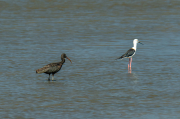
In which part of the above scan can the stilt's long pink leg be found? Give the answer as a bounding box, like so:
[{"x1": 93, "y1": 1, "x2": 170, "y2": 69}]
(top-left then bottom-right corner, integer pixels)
[
  {"x1": 128, "y1": 58, "x2": 131, "y2": 73},
  {"x1": 130, "y1": 58, "x2": 132, "y2": 68},
  {"x1": 128, "y1": 58, "x2": 130, "y2": 69},
  {"x1": 129, "y1": 58, "x2": 132, "y2": 71}
]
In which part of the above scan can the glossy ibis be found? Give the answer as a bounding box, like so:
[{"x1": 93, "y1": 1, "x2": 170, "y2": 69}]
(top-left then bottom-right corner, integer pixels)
[{"x1": 36, "y1": 53, "x2": 72, "y2": 81}]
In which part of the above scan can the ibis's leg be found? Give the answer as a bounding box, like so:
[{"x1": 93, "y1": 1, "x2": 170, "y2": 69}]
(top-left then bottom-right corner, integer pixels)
[
  {"x1": 52, "y1": 74, "x2": 54, "y2": 81},
  {"x1": 48, "y1": 74, "x2": 50, "y2": 81}
]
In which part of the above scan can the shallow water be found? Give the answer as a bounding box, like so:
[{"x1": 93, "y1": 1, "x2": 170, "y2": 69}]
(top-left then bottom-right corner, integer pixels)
[{"x1": 0, "y1": 0, "x2": 180, "y2": 118}]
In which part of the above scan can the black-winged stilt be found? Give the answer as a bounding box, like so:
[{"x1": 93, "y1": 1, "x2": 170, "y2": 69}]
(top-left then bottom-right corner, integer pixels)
[{"x1": 116, "y1": 39, "x2": 143, "y2": 70}]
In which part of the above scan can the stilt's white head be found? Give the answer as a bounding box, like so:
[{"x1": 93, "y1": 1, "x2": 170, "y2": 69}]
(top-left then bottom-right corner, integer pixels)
[
  {"x1": 133, "y1": 39, "x2": 139, "y2": 44},
  {"x1": 132, "y1": 39, "x2": 143, "y2": 50}
]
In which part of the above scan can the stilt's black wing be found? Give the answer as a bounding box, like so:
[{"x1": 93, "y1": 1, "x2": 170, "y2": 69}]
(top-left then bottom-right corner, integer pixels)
[{"x1": 117, "y1": 48, "x2": 135, "y2": 59}]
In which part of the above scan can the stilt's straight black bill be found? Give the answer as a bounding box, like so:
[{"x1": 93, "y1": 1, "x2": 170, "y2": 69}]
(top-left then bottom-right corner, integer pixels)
[{"x1": 139, "y1": 42, "x2": 144, "y2": 45}]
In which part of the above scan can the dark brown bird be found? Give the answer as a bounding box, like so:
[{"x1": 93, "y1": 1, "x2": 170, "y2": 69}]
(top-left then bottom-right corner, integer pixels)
[{"x1": 36, "y1": 53, "x2": 72, "y2": 81}]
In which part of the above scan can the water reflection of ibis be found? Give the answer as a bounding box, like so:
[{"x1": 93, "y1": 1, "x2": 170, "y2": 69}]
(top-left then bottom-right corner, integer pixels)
[{"x1": 36, "y1": 53, "x2": 72, "y2": 81}]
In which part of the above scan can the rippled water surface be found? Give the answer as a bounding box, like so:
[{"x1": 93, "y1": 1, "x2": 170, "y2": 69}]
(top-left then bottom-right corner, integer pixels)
[{"x1": 1, "y1": 0, "x2": 180, "y2": 118}]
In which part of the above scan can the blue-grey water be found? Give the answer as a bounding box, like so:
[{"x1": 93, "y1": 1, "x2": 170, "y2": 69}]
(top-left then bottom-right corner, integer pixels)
[{"x1": 0, "y1": 0, "x2": 180, "y2": 118}]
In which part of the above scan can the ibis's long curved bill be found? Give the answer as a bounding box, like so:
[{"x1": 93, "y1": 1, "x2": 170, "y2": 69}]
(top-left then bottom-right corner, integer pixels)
[{"x1": 66, "y1": 57, "x2": 72, "y2": 63}]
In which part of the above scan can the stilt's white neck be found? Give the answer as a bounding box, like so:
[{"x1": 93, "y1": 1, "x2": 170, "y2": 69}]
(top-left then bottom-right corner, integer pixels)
[
  {"x1": 132, "y1": 42, "x2": 137, "y2": 50},
  {"x1": 132, "y1": 39, "x2": 139, "y2": 50}
]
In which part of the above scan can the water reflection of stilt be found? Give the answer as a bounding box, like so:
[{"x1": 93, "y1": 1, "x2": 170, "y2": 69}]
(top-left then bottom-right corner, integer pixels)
[
  {"x1": 127, "y1": 71, "x2": 139, "y2": 87},
  {"x1": 128, "y1": 68, "x2": 132, "y2": 73}
]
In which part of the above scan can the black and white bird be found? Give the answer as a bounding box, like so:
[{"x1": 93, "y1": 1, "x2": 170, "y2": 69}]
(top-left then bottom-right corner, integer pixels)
[{"x1": 116, "y1": 39, "x2": 143, "y2": 69}]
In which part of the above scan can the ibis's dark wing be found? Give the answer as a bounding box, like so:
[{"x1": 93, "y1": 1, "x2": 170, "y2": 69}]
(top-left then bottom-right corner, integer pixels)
[{"x1": 36, "y1": 62, "x2": 61, "y2": 74}]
